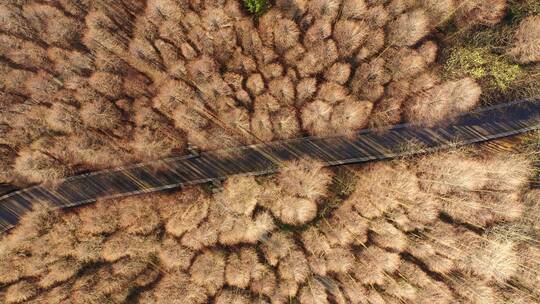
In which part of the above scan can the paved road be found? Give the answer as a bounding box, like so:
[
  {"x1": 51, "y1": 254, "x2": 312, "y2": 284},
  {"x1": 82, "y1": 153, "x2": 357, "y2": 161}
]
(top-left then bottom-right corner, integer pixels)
[{"x1": 1, "y1": 99, "x2": 539, "y2": 233}]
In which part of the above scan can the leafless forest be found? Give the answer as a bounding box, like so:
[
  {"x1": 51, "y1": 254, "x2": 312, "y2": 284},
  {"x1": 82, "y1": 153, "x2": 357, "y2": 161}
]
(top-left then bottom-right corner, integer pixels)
[
  {"x1": 0, "y1": 0, "x2": 540, "y2": 303},
  {"x1": 0, "y1": 0, "x2": 536, "y2": 186},
  {"x1": 1, "y1": 151, "x2": 539, "y2": 303}
]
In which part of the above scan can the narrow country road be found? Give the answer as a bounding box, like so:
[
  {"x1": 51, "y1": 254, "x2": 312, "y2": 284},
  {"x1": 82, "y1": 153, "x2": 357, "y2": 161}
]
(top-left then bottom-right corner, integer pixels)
[{"x1": 1, "y1": 99, "x2": 539, "y2": 233}]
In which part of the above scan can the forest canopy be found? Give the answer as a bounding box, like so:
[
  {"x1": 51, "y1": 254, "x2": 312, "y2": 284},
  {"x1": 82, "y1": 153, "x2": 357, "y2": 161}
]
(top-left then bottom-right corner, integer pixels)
[
  {"x1": 0, "y1": 0, "x2": 539, "y2": 303},
  {"x1": 0, "y1": 0, "x2": 537, "y2": 186}
]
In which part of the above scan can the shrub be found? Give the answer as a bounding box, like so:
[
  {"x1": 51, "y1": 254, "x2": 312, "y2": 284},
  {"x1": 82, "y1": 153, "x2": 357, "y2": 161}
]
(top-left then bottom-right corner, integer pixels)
[
  {"x1": 277, "y1": 159, "x2": 333, "y2": 200},
  {"x1": 215, "y1": 289, "x2": 251, "y2": 304},
  {"x1": 214, "y1": 176, "x2": 261, "y2": 216},
  {"x1": 38, "y1": 258, "x2": 82, "y2": 288},
  {"x1": 130, "y1": 127, "x2": 186, "y2": 160},
  {"x1": 158, "y1": 236, "x2": 195, "y2": 270},
  {"x1": 225, "y1": 248, "x2": 259, "y2": 288},
  {"x1": 80, "y1": 98, "x2": 122, "y2": 130},
  {"x1": 244, "y1": 0, "x2": 269, "y2": 16},
  {"x1": 1, "y1": 1, "x2": 540, "y2": 302},
  {"x1": 78, "y1": 200, "x2": 119, "y2": 235},
  {"x1": 45, "y1": 103, "x2": 81, "y2": 133},
  {"x1": 190, "y1": 250, "x2": 226, "y2": 296},
  {"x1": 0, "y1": 146, "x2": 537, "y2": 303},
  {"x1": 5, "y1": 281, "x2": 37, "y2": 304},
  {"x1": 117, "y1": 196, "x2": 161, "y2": 235}
]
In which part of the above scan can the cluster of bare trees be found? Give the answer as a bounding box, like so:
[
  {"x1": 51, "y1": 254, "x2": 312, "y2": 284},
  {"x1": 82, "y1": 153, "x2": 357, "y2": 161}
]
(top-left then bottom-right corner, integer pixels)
[
  {"x1": 0, "y1": 1, "x2": 538, "y2": 303},
  {"x1": 0, "y1": 151, "x2": 538, "y2": 303},
  {"x1": 0, "y1": 0, "x2": 520, "y2": 186}
]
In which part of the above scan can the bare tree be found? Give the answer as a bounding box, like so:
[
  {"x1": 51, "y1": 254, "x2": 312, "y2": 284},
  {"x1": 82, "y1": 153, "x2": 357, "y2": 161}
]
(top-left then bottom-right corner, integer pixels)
[
  {"x1": 80, "y1": 98, "x2": 122, "y2": 130},
  {"x1": 13, "y1": 149, "x2": 70, "y2": 184},
  {"x1": 454, "y1": 0, "x2": 507, "y2": 28},
  {"x1": 508, "y1": 15, "x2": 540, "y2": 64},
  {"x1": 333, "y1": 20, "x2": 368, "y2": 57},
  {"x1": 45, "y1": 103, "x2": 81, "y2": 133},
  {"x1": 89, "y1": 72, "x2": 123, "y2": 99},
  {"x1": 403, "y1": 77, "x2": 482, "y2": 125},
  {"x1": 387, "y1": 9, "x2": 431, "y2": 46}
]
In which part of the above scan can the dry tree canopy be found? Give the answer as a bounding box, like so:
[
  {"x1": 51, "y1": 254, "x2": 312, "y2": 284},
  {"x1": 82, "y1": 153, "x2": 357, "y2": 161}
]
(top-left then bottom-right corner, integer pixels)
[
  {"x1": 0, "y1": 151, "x2": 538, "y2": 303},
  {"x1": 0, "y1": 0, "x2": 507, "y2": 186},
  {"x1": 0, "y1": 2, "x2": 536, "y2": 302},
  {"x1": 403, "y1": 77, "x2": 482, "y2": 126},
  {"x1": 508, "y1": 15, "x2": 540, "y2": 64}
]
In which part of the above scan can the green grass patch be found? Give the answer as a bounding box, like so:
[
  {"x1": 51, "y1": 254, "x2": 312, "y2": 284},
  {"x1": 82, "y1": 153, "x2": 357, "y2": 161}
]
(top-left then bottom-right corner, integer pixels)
[
  {"x1": 444, "y1": 47, "x2": 523, "y2": 92},
  {"x1": 243, "y1": 0, "x2": 269, "y2": 16}
]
